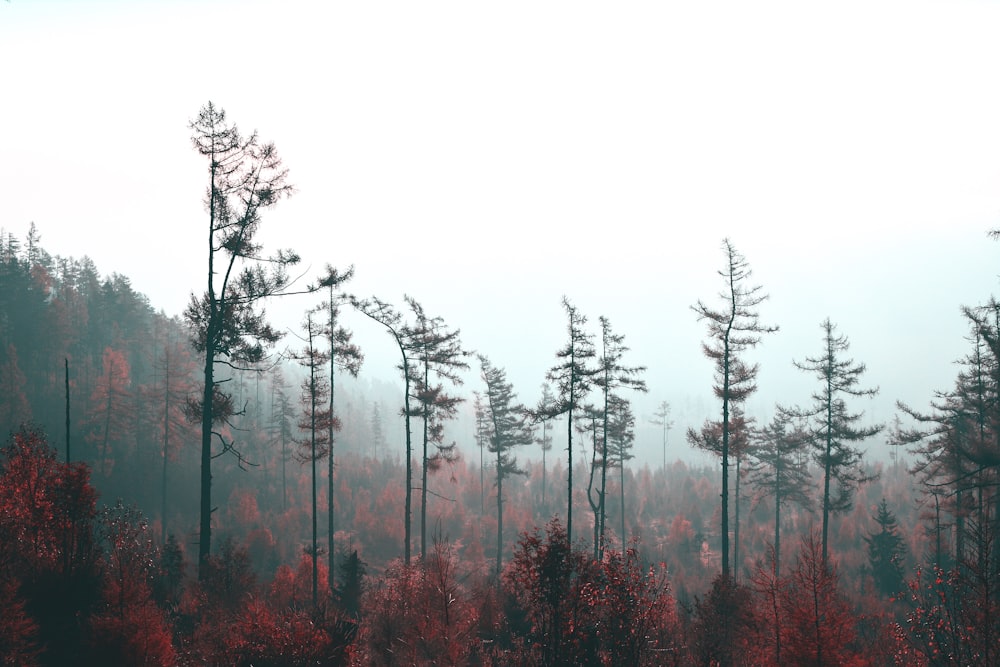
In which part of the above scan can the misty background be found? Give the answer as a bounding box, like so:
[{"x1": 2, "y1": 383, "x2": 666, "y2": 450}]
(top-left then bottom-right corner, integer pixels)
[{"x1": 2, "y1": 0, "x2": 998, "y2": 467}]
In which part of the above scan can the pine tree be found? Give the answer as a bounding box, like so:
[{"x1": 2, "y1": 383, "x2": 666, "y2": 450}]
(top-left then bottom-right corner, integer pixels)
[
  {"x1": 293, "y1": 310, "x2": 332, "y2": 608},
  {"x1": 405, "y1": 297, "x2": 468, "y2": 561},
  {"x1": 186, "y1": 102, "x2": 298, "y2": 578},
  {"x1": 864, "y1": 498, "x2": 906, "y2": 596},
  {"x1": 691, "y1": 238, "x2": 777, "y2": 579},
  {"x1": 794, "y1": 318, "x2": 882, "y2": 565},
  {"x1": 749, "y1": 407, "x2": 812, "y2": 577},
  {"x1": 478, "y1": 355, "x2": 534, "y2": 581},
  {"x1": 545, "y1": 297, "x2": 596, "y2": 545},
  {"x1": 593, "y1": 316, "x2": 646, "y2": 558},
  {"x1": 534, "y1": 383, "x2": 557, "y2": 508},
  {"x1": 319, "y1": 267, "x2": 362, "y2": 594},
  {"x1": 352, "y1": 296, "x2": 417, "y2": 564}
]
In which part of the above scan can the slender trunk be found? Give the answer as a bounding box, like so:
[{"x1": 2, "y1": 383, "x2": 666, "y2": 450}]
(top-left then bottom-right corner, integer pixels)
[
  {"x1": 161, "y1": 346, "x2": 170, "y2": 545},
  {"x1": 199, "y1": 160, "x2": 218, "y2": 580},
  {"x1": 402, "y1": 351, "x2": 413, "y2": 565},
  {"x1": 620, "y1": 449, "x2": 626, "y2": 554},
  {"x1": 100, "y1": 375, "x2": 112, "y2": 468},
  {"x1": 309, "y1": 324, "x2": 318, "y2": 609},
  {"x1": 281, "y1": 420, "x2": 287, "y2": 511},
  {"x1": 587, "y1": 429, "x2": 600, "y2": 561},
  {"x1": 821, "y1": 390, "x2": 832, "y2": 567},
  {"x1": 541, "y1": 420, "x2": 547, "y2": 508},
  {"x1": 199, "y1": 332, "x2": 215, "y2": 578},
  {"x1": 721, "y1": 363, "x2": 730, "y2": 579},
  {"x1": 599, "y1": 389, "x2": 608, "y2": 560},
  {"x1": 65, "y1": 358, "x2": 70, "y2": 463},
  {"x1": 328, "y1": 292, "x2": 336, "y2": 597},
  {"x1": 496, "y1": 446, "x2": 503, "y2": 584},
  {"x1": 774, "y1": 484, "x2": 782, "y2": 578},
  {"x1": 421, "y1": 361, "x2": 429, "y2": 561},
  {"x1": 734, "y1": 456, "x2": 741, "y2": 580},
  {"x1": 567, "y1": 400, "x2": 573, "y2": 545}
]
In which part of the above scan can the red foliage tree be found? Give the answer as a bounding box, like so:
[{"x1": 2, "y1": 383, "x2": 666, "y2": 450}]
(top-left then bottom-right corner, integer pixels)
[
  {"x1": 781, "y1": 531, "x2": 860, "y2": 666},
  {"x1": 85, "y1": 347, "x2": 132, "y2": 475}
]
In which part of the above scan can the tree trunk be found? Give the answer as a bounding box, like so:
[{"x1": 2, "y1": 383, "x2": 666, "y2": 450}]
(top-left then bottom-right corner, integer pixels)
[
  {"x1": 421, "y1": 362, "x2": 429, "y2": 561},
  {"x1": 496, "y1": 447, "x2": 503, "y2": 585}
]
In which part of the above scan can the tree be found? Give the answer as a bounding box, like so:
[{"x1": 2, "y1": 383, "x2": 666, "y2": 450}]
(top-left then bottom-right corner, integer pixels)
[
  {"x1": 149, "y1": 327, "x2": 198, "y2": 544},
  {"x1": 593, "y1": 316, "x2": 646, "y2": 558},
  {"x1": 293, "y1": 310, "x2": 332, "y2": 608},
  {"x1": 688, "y1": 406, "x2": 755, "y2": 580},
  {"x1": 352, "y1": 296, "x2": 417, "y2": 564},
  {"x1": 546, "y1": 297, "x2": 596, "y2": 545},
  {"x1": 186, "y1": 101, "x2": 298, "y2": 578},
  {"x1": 864, "y1": 498, "x2": 907, "y2": 596},
  {"x1": 406, "y1": 297, "x2": 468, "y2": 561},
  {"x1": 319, "y1": 266, "x2": 362, "y2": 594},
  {"x1": 473, "y1": 392, "x2": 490, "y2": 514},
  {"x1": 0, "y1": 344, "x2": 31, "y2": 435},
  {"x1": 748, "y1": 407, "x2": 812, "y2": 577},
  {"x1": 606, "y1": 395, "x2": 637, "y2": 554},
  {"x1": 478, "y1": 355, "x2": 534, "y2": 581},
  {"x1": 651, "y1": 400, "x2": 673, "y2": 471},
  {"x1": 370, "y1": 402, "x2": 386, "y2": 460},
  {"x1": 691, "y1": 238, "x2": 777, "y2": 579},
  {"x1": 267, "y1": 366, "x2": 295, "y2": 511},
  {"x1": 85, "y1": 347, "x2": 132, "y2": 476},
  {"x1": 89, "y1": 500, "x2": 175, "y2": 667},
  {"x1": 534, "y1": 382, "x2": 557, "y2": 508},
  {"x1": 781, "y1": 531, "x2": 858, "y2": 666},
  {"x1": 794, "y1": 318, "x2": 882, "y2": 565}
]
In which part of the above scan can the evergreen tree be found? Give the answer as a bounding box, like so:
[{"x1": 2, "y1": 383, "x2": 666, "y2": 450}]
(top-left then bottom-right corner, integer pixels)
[
  {"x1": 533, "y1": 382, "x2": 557, "y2": 508},
  {"x1": 319, "y1": 267, "x2": 362, "y2": 594},
  {"x1": 352, "y1": 296, "x2": 417, "y2": 564},
  {"x1": 691, "y1": 238, "x2": 777, "y2": 579},
  {"x1": 186, "y1": 101, "x2": 298, "y2": 578},
  {"x1": 749, "y1": 407, "x2": 812, "y2": 577},
  {"x1": 545, "y1": 297, "x2": 596, "y2": 545},
  {"x1": 293, "y1": 310, "x2": 332, "y2": 608},
  {"x1": 406, "y1": 297, "x2": 468, "y2": 561},
  {"x1": 593, "y1": 316, "x2": 646, "y2": 558},
  {"x1": 478, "y1": 355, "x2": 534, "y2": 581},
  {"x1": 794, "y1": 318, "x2": 882, "y2": 565},
  {"x1": 606, "y1": 394, "x2": 636, "y2": 553},
  {"x1": 864, "y1": 498, "x2": 906, "y2": 596}
]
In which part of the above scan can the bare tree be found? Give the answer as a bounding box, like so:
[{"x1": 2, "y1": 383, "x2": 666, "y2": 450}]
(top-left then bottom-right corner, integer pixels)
[{"x1": 651, "y1": 400, "x2": 673, "y2": 471}]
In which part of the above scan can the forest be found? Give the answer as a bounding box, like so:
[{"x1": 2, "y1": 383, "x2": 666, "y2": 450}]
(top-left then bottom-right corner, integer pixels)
[{"x1": 1, "y1": 103, "x2": 998, "y2": 666}]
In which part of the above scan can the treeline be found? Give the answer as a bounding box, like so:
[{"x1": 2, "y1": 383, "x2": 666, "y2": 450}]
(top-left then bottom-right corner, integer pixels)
[
  {"x1": 2, "y1": 220, "x2": 997, "y2": 664},
  {"x1": 0, "y1": 423, "x2": 918, "y2": 665},
  {"x1": 4, "y1": 97, "x2": 1000, "y2": 663}
]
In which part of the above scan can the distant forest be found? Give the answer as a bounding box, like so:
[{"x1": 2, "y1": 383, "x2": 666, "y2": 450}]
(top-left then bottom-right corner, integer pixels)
[{"x1": 2, "y1": 102, "x2": 1000, "y2": 663}]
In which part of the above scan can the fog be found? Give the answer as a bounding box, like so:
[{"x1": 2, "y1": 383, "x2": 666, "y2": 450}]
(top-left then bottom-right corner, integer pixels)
[{"x1": 2, "y1": 0, "x2": 999, "y2": 466}]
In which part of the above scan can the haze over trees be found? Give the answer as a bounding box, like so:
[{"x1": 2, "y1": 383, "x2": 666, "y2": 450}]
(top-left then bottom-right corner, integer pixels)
[{"x1": 4, "y1": 103, "x2": 1000, "y2": 664}]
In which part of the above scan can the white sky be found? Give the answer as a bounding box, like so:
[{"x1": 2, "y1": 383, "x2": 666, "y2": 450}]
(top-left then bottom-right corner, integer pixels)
[{"x1": 2, "y1": 0, "x2": 1000, "y2": 466}]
